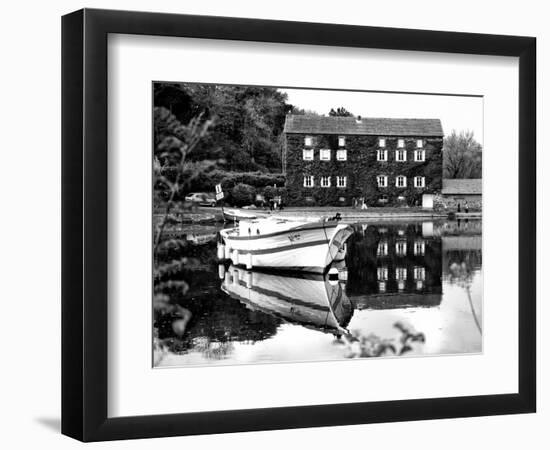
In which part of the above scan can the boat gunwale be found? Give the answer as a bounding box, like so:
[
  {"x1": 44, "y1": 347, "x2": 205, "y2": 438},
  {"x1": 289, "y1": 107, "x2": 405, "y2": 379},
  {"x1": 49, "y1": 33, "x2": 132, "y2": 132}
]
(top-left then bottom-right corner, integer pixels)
[{"x1": 221, "y1": 221, "x2": 340, "y2": 241}]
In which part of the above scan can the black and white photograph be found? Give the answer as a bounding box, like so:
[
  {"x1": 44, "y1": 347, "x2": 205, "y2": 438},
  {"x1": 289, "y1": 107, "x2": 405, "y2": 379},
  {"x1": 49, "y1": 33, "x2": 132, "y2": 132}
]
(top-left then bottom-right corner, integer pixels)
[{"x1": 152, "y1": 83, "x2": 483, "y2": 367}]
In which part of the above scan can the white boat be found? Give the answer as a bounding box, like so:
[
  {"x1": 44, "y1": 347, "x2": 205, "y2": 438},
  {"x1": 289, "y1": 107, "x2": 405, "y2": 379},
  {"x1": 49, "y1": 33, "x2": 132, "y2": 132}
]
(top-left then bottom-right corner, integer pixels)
[
  {"x1": 222, "y1": 208, "x2": 263, "y2": 223},
  {"x1": 220, "y1": 265, "x2": 352, "y2": 335},
  {"x1": 218, "y1": 217, "x2": 353, "y2": 273}
]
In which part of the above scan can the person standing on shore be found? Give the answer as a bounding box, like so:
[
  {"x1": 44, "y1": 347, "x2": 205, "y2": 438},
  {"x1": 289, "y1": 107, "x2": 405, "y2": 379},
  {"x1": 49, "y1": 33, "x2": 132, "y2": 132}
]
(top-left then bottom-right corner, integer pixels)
[
  {"x1": 465, "y1": 201, "x2": 469, "y2": 214},
  {"x1": 361, "y1": 197, "x2": 368, "y2": 210},
  {"x1": 352, "y1": 197, "x2": 357, "y2": 209},
  {"x1": 457, "y1": 202, "x2": 461, "y2": 213}
]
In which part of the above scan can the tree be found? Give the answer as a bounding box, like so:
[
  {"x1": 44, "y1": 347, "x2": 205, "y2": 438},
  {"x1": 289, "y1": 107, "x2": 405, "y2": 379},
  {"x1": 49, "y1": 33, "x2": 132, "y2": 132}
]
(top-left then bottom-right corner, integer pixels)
[
  {"x1": 153, "y1": 107, "x2": 214, "y2": 253},
  {"x1": 443, "y1": 130, "x2": 482, "y2": 179},
  {"x1": 153, "y1": 82, "x2": 292, "y2": 173},
  {"x1": 288, "y1": 105, "x2": 320, "y2": 116},
  {"x1": 329, "y1": 107, "x2": 353, "y2": 117}
]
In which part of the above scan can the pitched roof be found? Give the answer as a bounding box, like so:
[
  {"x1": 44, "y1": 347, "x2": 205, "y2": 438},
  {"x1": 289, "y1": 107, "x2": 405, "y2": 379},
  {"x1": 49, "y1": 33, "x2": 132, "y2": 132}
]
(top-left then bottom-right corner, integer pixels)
[
  {"x1": 283, "y1": 115, "x2": 444, "y2": 136},
  {"x1": 442, "y1": 179, "x2": 482, "y2": 195}
]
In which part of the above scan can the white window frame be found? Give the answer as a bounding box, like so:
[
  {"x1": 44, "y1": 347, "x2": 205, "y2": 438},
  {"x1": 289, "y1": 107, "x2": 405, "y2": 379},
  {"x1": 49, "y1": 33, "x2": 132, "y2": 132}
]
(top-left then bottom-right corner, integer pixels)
[
  {"x1": 414, "y1": 240, "x2": 425, "y2": 255},
  {"x1": 304, "y1": 136, "x2": 313, "y2": 147},
  {"x1": 414, "y1": 266, "x2": 426, "y2": 281},
  {"x1": 414, "y1": 149, "x2": 425, "y2": 161},
  {"x1": 414, "y1": 176, "x2": 425, "y2": 188},
  {"x1": 336, "y1": 176, "x2": 347, "y2": 188},
  {"x1": 377, "y1": 266, "x2": 389, "y2": 281},
  {"x1": 379, "y1": 138, "x2": 386, "y2": 148},
  {"x1": 377, "y1": 149, "x2": 388, "y2": 161},
  {"x1": 396, "y1": 267, "x2": 408, "y2": 281},
  {"x1": 320, "y1": 176, "x2": 331, "y2": 188},
  {"x1": 320, "y1": 149, "x2": 331, "y2": 161},
  {"x1": 303, "y1": 175, "x2": 314, "y2": 188},
  {"x1": 397, "y1": 138, "x2": 405, "y2": 148},
  {"x1": 338, "y1": 136, "x2": 346, "y2": 147},
  {"x1": 302, "y1": 148, "x2": 314, "y2": 161},
  {"x1": 377, "y1": 175, "x2": 388, "y2": 188},
  {"x1": 336, "y1": 149, "x2": 347, "y2": 161},
  {"x1": 396, "y1": 241, "x2": 407, "y2": 256},
  {"x1": 377, "y1": 241, "x2": 388, "y2": 256},
  {"x1": 395, "y1": 149, "x2": 407, "y2": 161},
  {"x1": 416, "y1": 139, "x2": 424, "y2": 148},
  {"x1": 396, "y1": 175, "x2": 407, "y2": 187}
]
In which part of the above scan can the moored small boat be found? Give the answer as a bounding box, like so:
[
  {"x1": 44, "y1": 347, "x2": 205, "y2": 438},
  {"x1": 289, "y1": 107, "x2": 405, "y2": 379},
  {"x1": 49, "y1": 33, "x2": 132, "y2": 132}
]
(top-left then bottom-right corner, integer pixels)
[
  {"x1": 218, "y1": 216, "x2": 353, "y2": 273},
  {"x1": 223, "y1": 208, "x2": 262, "y2": 223}
]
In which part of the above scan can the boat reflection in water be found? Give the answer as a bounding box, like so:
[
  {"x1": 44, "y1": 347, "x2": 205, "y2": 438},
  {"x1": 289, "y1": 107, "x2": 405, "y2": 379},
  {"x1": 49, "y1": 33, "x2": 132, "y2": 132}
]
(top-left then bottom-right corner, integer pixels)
[
  {"x1": 220, "y1": 263, "x2": 353, "y2": 337},
  {"x1": 154, "y1": 220, "x2": 482, "y2": 367}
]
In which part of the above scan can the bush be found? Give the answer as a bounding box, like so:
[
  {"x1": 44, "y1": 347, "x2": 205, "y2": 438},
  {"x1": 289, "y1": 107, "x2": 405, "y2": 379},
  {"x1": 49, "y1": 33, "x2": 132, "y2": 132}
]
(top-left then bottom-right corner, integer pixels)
[
  {"x1": 263, "y1": 185, "x2": 277, "y2": 200},
  {"x1": 231, "y1": 183, "x2": 256, "y2": 207},
  {"x1": 184, "y1": 170, "x2": 285, "y2": 197}
]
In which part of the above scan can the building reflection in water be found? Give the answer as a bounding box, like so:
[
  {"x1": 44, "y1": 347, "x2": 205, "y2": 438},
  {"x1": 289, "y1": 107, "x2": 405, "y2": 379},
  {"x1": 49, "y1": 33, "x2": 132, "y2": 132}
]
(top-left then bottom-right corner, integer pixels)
[{"x1": 345, "y1": 222, "x2": 442, "y2": 310}]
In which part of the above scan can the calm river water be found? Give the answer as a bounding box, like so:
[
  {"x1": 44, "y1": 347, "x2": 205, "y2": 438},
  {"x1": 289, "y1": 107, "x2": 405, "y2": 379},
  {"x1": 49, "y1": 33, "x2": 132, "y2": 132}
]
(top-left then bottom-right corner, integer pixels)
[{"x1": 153, "y1": 219, "x2": 482, "y2": 367}]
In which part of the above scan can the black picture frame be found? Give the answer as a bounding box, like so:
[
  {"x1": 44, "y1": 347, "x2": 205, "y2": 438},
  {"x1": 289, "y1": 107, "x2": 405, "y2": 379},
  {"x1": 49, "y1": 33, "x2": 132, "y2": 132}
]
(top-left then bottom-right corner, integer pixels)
[{"x1": 62, "y1": 8, "x2": 536, "y2": 442}]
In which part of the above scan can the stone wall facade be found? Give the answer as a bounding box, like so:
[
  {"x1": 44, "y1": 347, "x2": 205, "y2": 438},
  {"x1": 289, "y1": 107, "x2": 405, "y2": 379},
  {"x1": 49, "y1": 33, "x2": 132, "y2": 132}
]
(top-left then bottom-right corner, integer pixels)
[{"x1": 284, "y1": 133, "x2": 443, "y2": 207}]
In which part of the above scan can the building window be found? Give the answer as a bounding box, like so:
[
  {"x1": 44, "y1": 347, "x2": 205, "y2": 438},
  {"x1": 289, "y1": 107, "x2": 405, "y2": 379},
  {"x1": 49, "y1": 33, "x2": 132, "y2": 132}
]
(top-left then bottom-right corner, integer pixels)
[
  {"x1": 377, "y1": 266, "x2": 388, "y2": 281},
  {"x1": 336, "y1": 149, "x2": 347, "y2": 161},
  {"x1": 396, "y1": 175, "x2": 407, "y2": 187},
  {"x1": 414, "y1": 149, "x2": 425, "y2": 161},
  {"x1": 396, "y1": 241, "x2": 407, "y2": 256},
  {"x1": 302, "y1": 149, "x2": 314, "y2": 160},
  {"x1": 379, "y1": 138, "x2": 386, "y2": 147},
  {"x1": 398, "y1": 138, "x2": 405, "y2": 148},
  {"x1": 414, "y1": 266, "x2": 426, "y2": 281},
  {"x1": 320, "y1": 149, "x2": 331, "y2": 161},
  {"x1": 414, "y1": 176, "x2": 425, "y2": 188},
  {"x1": 338, "y1": 136, "x2": 346, "y2": 147},
  {"x1": 377, "y1": 241, "x2": 388, "y2": 256},
  {"x1": 304, "y1": 136, "x2": 313, "y2": 147},
  {"x1": 396, "y1": 149, "x2": 407, "y2": 161},
  {"x1": 396, "y1": 267, "x2": 407, "y2": 280},
  {"x1": 378, "y1": 195, "x2": 389, "y2": 205},
  {"x1": 320, "y1": 176, "x2": 331, "y2": 187},
  {"x1": 377, "y1": 175, "x2": 388, "y2": 188},
  {"x1": 377, "y1": 149, "x2": 388, "y2": 161},
  {"x1": 336, "y1": 176, "x2": 347, "y2": 188},
  {"x1": 414, "y1": 240, "x2": 425, "y2": 255},
  {"x1": 303, "y1": 176, "x2": 314, "y2": 187},
  {"x1": 416, "y1": 139, "x2": 424, "y2": 148},
  {"x1": 379, "y1": 281, "x2": 387, "y2": 293}
]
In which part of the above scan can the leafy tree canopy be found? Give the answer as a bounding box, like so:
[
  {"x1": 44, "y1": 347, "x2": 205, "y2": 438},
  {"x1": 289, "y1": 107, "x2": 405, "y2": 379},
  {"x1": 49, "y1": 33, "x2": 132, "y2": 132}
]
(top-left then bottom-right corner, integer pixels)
[
  {"x1": 443, "y1": 130, "x2": 482, "y2": 179},
  {"x1": 154, "y1": 83, "x2": 293, "y2": 173},
  {"x1": 329, "y1": 107, "x2": 353, "y2": 117}
]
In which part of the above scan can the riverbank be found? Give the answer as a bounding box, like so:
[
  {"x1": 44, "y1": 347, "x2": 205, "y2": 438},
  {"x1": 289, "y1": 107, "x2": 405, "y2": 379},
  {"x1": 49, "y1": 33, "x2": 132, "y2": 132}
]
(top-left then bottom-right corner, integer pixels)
[{"x1": 153, "y1": 206, "x2": 481, "y2": 225}]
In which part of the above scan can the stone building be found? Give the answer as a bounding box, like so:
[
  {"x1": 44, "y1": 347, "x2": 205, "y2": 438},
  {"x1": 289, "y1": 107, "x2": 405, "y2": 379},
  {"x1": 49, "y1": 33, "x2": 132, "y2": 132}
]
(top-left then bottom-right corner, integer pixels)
[
  {"x1": 441, "y1": 179, "x2": 482, "y2": 211},
  {"x1": 282, "y1": 115, "x2": 444, "y2": 207}
]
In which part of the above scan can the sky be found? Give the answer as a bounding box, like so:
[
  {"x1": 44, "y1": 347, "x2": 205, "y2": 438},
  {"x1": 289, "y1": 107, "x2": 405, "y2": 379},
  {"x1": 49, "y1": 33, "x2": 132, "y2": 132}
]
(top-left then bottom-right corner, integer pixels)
[{"x1": 280, "y1": 88, "x2": 483, "y2": 144}]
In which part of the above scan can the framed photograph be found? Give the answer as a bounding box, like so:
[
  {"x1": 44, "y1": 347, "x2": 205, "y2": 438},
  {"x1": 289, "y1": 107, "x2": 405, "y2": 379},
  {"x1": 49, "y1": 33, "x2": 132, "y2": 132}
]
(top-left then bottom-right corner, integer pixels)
[{"x1": 62, "y1": 8, "x2": 536, "y2": 442}]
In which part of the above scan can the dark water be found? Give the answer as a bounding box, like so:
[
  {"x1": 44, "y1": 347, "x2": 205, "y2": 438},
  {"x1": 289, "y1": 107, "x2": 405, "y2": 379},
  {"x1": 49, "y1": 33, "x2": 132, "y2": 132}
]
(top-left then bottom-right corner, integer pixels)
[{"x1": 153, "y1": 219, "x2": 482, "y2": 367}]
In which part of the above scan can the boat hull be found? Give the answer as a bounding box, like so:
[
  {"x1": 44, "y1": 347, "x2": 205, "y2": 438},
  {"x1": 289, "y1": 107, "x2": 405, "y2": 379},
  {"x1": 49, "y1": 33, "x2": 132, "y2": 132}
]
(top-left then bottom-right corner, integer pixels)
[{"x1": 219, "y1": 220, "x2": 353, "y2": 273}]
